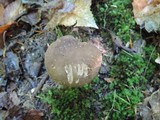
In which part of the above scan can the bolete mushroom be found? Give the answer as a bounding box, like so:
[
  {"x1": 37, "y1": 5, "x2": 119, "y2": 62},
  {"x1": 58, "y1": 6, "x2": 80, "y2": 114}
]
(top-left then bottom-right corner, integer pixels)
[{"x1": 45, "y1": 35, "x2": 102, "y2": 87}]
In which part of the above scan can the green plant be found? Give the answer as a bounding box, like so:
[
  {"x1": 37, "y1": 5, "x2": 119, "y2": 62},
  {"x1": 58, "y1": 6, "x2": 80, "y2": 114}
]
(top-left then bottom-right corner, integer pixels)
[
  {"x1": 94, "y1": 0, "x2": 135, "y2": 42},
  {"x1": 40, "y1": 45, "x2": 156, "y2": 120},
  {"x1": 39, "y1": 87, "x2": 92, "y2": 120},
  {"x1": 41, "y1": 1, "x2": 157, "y2": 118},
  {"x1": 39, "y1": 77, "x2": 107, "y2": 120},
  {"x1": 104, "y1": 47, "x2": 156, "y2": 119}
]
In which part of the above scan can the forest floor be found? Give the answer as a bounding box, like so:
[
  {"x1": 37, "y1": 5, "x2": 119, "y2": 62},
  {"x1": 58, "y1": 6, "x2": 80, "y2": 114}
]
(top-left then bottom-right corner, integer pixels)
[{"x1": 0, "y1": 0, "x2": 160, "y2": 120}]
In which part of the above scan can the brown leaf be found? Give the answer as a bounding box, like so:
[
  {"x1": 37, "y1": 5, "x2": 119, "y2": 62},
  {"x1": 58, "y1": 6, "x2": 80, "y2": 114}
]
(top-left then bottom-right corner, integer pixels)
[
  {"x1": 0, "y1": 4, "x2": 5, "y2": 25},
  {"x1": 59, "y1": 0, "x2": 98, "y2": 28},
  {"x1": 0, "y1": 22, "x2": 13, "y2": 34},
  {"x1": 0, "y1": 22, "x2": 13, "y2": 48},
  {"x1": 0, "y1": 33, "x2": 4, "y2": 48},
  {"x1": 3, "y1": 0, "x2": 26, "y2": 25},
  {"x1": 45, "y1": 0, "x2": 98, "y2": 29},
  {"x1": 0, "y1": 4, "x2": 13, "y2": 48},
  {"x1": 24, "y1": 109, "x2": 44, "y2": 120},
  {"x1": 132, "y1": 0, "x2": 160, "y2": 32},
  {"x1": 132, "y1": 0, "x2": 148, "y2": 13}
]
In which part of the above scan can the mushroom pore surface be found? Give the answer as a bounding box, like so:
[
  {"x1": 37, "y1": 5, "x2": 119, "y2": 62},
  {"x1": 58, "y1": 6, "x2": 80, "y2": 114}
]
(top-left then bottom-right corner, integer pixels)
[{"x1": 45, "y1": 35, "x2": 102, "y2": 87}]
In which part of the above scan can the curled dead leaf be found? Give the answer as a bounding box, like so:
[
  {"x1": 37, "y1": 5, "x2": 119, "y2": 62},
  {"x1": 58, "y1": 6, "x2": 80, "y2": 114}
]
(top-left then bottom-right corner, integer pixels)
[
  {"x1": 132, "y1": 0, "x2": 160, "y2": 32},
  {"x1": 59, "y1": 0, "x2": 98, "y2": 28},
  {"x1": 45, "y1": 0, "x2": 98, "y2": 29},
  {"x1": 4, "y1": 0, "x2": 26, "y2": 24}
]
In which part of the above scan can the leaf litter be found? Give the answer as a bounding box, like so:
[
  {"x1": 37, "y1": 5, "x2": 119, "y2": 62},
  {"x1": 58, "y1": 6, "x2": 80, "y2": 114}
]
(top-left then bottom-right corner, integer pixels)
[
  {"x1": 137, "y1": 89, "x2": 160, "y2": 120},
  {"x1": 0, "y1": 0, "x2": 159, "y2": 119}
]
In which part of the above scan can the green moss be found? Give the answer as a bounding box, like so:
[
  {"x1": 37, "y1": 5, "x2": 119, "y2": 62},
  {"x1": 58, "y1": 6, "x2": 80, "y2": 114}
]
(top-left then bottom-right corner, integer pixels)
[
  {"x1": 104, "y1": 45, "x2": 156, "y2": 119},
  {"x1": 94, "y1": 0, "x2": 135, "y2": 42},
  {"x1": 40, "y1": 45, "x2": 156, "y2": 119},
  {"x1": 40, "y1": 1, "x2": 157, "y2": 119},
  {"x1": 39, "y1": 77, "x2": 105, "y2": 120}
]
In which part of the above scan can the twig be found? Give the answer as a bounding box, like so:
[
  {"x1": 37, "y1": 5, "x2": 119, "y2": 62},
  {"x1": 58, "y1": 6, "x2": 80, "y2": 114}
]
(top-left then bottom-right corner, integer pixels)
[
  {"x1": 107, "y1": 29, "x2": 136, "y2": 53},
  {"x1": 32, "y1": 74, "x2": 49, "y2": 97}
]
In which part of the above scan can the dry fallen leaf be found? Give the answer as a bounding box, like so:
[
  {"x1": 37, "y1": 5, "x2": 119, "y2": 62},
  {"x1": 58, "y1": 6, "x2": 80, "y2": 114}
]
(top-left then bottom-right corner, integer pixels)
[
  {"x1": 0, "y1": 4, "x2": 5, "y2": 25},
  {"x1": 9, "y1": 91, "x2": 20, "y2": 106},
  {"x1": 20, "y1": 10, "x2": 41, "y2": 26},
  {"x1": 0, "y1": 4, "x2": 13, "y2": 34},
  {"x1": 24, "y1": 109, "x2": 44, "y2": 120},
  {"x1": 59, "y1": 0, "x2": 98, "y2": 28},
  {"x1": 148, "y1": 90, "x2": 160, "y2": 119},
  {"x1": 132, "y1": 0, "x2": 160, "y2": 32},
  {"x1": 0, "y1": 0, "x2": 26, "y2": 35},
  {"x1": 0, "y1": 22, "x2": 13, "y2": 34},
  {"x1": 45, "y1": 0, "x2": 98, "y2": 29},
  {"x1": 137, "y1": 89, "x2": 160, "y2": 120},
  {"x1": 4, "y1": 0, "x2": 26, "y2": 24}
]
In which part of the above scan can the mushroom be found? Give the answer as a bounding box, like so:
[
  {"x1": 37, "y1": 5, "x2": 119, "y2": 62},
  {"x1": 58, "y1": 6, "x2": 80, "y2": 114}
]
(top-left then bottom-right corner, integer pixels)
[{"x1": 45, "y1": 35, "x2": 102, "y2": 87}]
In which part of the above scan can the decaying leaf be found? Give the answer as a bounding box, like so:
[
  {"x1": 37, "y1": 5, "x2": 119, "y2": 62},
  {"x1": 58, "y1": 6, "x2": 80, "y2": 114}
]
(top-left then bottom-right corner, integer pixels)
[
  {"x1": 0, "y1": 0, "x2": 97, "y2": 30},
  {"x1": 0, "y1": 4, "x2": 5, "y2": 25},
  {"x1": 24, "y1": 109, "x2": 44, "y2": 120},
  {"x1": 148, "y1": 90, "x2": 160, "y2": 119},
  {"x1": 132, "y1": 0, "x2": 160, "y2": 32},
  {"x1": 0, "y1": 22, "x2": 12, "y2": 34},
  {"x1": 0, "y1": 0, "x2": 26, "y2": 34},
  {"x1": 9, "y1": 91, "x2": 20, "y2": 106},
  {"x1": 20, "y1": 10, "x2": 41, "y2": 26},
  {"x1": 0, "y1": 4, "x2": 13, "y2": 34},
  {"x1": 137, "y1": 89, "x2": 160, "y2": 120},
  {"x1": 59, "y1": 0, "x2": 98, "y2": 28},
  {"x1": 45, "y1": 0, "x2": 98, "y2": 29},
  {"x1": 3, "y1": 0, "x2": 26, "y2": 24},
  {"x1": 3, "y1": 51, "x2": 20, "y2": 74}
]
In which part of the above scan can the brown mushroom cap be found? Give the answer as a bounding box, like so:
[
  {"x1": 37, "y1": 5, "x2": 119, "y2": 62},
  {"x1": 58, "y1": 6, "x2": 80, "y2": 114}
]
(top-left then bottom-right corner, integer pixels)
[{"x1": 45, "y1": 35, "x2": 102, "y2": 87}]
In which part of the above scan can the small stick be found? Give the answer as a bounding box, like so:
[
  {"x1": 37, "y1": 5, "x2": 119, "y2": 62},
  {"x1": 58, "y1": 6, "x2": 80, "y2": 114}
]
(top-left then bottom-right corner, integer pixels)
[
  {"x1": 107, "y1": 29, "x2": 136, "y2": 53},
  {"x1": 32, "y1": 74, "x2": 49, "y2": 97}
]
